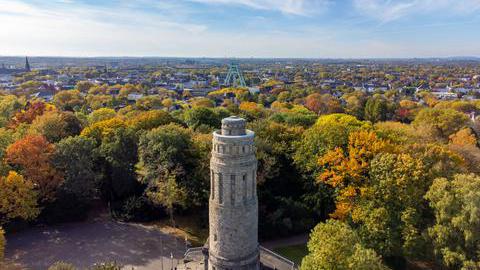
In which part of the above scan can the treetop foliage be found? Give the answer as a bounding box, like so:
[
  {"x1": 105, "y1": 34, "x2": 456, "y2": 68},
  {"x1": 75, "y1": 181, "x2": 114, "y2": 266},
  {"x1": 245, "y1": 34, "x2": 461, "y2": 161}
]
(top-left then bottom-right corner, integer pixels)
[{"x1": 0, "y1": 69, "x2": 479, "y2": 269}]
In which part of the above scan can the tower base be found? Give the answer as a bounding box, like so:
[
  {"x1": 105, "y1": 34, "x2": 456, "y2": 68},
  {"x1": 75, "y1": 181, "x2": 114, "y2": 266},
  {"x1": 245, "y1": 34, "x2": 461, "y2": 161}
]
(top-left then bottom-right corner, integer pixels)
[
  {"x1": 208, "y1": 249, "x2": 259, "y2": 270},
  {"x1": 179, "y1": 245, "x2": 297, "y2": 270}
]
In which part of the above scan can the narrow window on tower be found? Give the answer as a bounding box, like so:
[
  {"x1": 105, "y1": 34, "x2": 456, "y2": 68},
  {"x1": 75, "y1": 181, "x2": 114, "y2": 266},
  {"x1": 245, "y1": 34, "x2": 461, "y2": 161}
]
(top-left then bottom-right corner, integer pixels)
[
  {"x1": 218, "y1": 173, "x2": 223, "y2": 204},
  {"x1": 242, "y1": 174, "x2": 247, "y2": 203},
  {"x1": 231, "y1": 174, "x2": 235, "y2": 206},
  {"x1": 211, "y1": 170, "x2": 215, "y2": 200},
  {"x1": 253, "y1": 170, "x2": 257, "y2": 195},
  {"x1": 251, "y1": 170, "x2": 255, "y2": 198}
]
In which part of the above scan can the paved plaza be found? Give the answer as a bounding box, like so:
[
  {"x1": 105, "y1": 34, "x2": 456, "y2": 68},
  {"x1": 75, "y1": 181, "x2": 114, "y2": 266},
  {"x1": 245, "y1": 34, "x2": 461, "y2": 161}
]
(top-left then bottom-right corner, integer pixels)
[{"x1": 5, "y1": 218, "x2": 187, "y2": 270}]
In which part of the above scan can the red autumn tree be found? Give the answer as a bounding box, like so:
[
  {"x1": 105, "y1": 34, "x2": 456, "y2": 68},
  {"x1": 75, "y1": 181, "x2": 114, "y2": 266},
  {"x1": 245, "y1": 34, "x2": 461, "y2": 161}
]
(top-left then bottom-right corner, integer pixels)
[
  {"x1": 305, "y1": 93, "x2": 343, "y2": 115},
  {"x1": 5, "y1": 135, "x2": 63, "y2": 202},
  {"x1": 8, "y1": 101, "x2": 48, "y2": 127}
]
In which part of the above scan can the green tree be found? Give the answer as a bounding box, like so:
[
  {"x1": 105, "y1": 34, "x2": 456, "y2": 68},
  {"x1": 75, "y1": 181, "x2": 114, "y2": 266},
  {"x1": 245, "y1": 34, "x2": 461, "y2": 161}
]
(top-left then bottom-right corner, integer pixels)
[
  {"x1": 183, "y1": 107, "x2": 225, "y2": 131},
  {"x1": 343, "y1": 91, "x2": 367, "y2": 119},
  {"x1": 190, "y1": 97, "x2": 215, "y2": 108},
  {"x1": 250, "y1": 120, "x2": 304, "y2": 184},
  {"x1": 88, "y1": 108, "x2": 116, "y2": 124},
  {"x1": 294, "y1": 114, "x2": 370, "y2": 219},
  {"x1": 29, "y1": 111, "x2": 82, "y2": 143},
  {"x1": 364, "y1": 96, "x2": 388, "y2": 123},
  {"x1": 294, "y1": 114, "x2": 370, "y2": 173},
  {"x1": 301, "y1": 220, "x2": 388, "y2": 270},
  {"x1": 353, "y1": 153, "x2": 429, "y2": 260},
  {"x1": 138, "y1": 124, "x2": 206, "y2": 207},
  {"x1": 249, "y1": 120, "x2": 314, "y2": 236},
  {"x1": 99, "y1": 127, "x2": 139, "y2": 202},
  {"x1": 75, "y1": 81, "x2": 95, "y2": 92},
  {"x1": 135, "y1": 96, "x2": 163, "y2": 110},
  {"x1": 277, "y1": 91, "x2": 290, "y2": 102},
  {"x1": 425, "y1": 174, "x2": 480, "y2": 269},
  {"x1": 54, "y1": 90, "x2": 85, "y2": 111},
  {"x1": 413, "y1": 108, "x2": 470, "y2": 141},
  {"x1": 269, "y1": 106, "x2": 317, "y2": 128},
  {"x1": 86, "y1": 95, "x2": 112, "y2": 110},
  {"x1": 0, "y1": 128, "x2": 14, "y2": 175},
  {"x1": 146, "y1": 169, "x2": 187, "y2": 226},
  {"x1": 0, "y1": 95, "x2": 22, "y2": 127},
  {"x1": 54, "y1": 136, "x2": 98, "y2": 201}
]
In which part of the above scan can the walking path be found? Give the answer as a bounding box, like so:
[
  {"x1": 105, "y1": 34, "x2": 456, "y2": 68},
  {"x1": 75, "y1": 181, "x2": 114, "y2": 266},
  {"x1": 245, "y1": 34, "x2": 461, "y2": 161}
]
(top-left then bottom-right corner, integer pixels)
[{"x1": 5, "y1": 217, "x2": 187, "y2": 270}]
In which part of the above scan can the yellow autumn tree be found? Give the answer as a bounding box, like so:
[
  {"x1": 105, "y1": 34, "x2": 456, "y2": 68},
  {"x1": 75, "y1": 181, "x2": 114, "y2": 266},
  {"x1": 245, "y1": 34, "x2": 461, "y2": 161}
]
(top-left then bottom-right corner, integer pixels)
[
  {"x1": 125, "y1": 110, "x2": 177, "y2": 131},
  {"x1": 270, "y1": 101, "x2": 291, "y2": 112},
  {"x1": 318, "y1": 130, "x2": 393, "y2": 219},
  {"x1": 0, "y1": 171, "x2": 39, "y2": 224},
  {"x1": 81, "y1": 117, "x2": 126, "y2": 142},
  {"x1": 239, "y1": 102, "x2": 264, "y2": 117},
  {"x1": 0, "y1": 227, "x2": 4, "y2": 260}
]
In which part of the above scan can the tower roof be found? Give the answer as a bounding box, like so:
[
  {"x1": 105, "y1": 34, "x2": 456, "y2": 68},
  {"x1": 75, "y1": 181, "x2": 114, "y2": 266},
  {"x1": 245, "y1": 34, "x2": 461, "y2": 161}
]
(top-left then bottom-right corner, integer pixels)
[
  {"x1": 221, "y1": 116, "x2": 246, "y2": 136},
  {"x1": 25, "y1": 56, "x2": 31, "y2": 72}
]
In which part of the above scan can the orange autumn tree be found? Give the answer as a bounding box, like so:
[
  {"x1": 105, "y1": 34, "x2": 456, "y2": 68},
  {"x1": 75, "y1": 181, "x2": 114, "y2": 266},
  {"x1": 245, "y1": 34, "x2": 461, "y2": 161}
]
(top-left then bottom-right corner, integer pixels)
[
  {"x1": 318, "y1": 130, "x2": 394, "y2": 219},
  {"x1": 5, "y1": 135, "x2": 63, "y2": 203},
  {"x1": 449, "y1": 128, "x2": 477, "y2": 146}
]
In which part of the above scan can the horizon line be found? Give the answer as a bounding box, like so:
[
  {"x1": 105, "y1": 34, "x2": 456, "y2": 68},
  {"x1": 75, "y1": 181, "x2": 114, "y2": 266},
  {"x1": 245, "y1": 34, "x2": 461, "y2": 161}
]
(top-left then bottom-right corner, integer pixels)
[{"x1": 1, "y1": 55, "x2": 479, "y2": 60}]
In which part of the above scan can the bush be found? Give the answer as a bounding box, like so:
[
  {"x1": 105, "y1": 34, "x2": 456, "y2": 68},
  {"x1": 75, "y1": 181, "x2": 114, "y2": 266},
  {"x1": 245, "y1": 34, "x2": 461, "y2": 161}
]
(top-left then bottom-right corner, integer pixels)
[
  {"x1": 91, "y1": 262, "x2": 123, "y2": 270},
  {"x1": 40, "y1": 190, "x2": 91, "y2": 224},
  {"x1": 48, "y1": 262, "x2": 77, "y2": 270},
  {"x1": 111, "y1": 195, "x2": 165, "y2": 222}
]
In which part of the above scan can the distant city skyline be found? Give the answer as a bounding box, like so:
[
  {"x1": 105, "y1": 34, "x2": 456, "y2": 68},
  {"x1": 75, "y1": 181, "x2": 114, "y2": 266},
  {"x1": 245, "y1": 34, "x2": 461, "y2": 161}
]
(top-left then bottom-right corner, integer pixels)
[{"x1": 1, "y1": 0, "x2": 480, "y2": 58}]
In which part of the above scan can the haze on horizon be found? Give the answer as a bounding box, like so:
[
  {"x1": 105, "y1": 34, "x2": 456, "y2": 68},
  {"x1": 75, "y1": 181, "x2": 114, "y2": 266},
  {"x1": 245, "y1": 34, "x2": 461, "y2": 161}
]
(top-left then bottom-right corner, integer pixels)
[{"x1": 1, "y1": 0, "x2": 480, "y2": 58}]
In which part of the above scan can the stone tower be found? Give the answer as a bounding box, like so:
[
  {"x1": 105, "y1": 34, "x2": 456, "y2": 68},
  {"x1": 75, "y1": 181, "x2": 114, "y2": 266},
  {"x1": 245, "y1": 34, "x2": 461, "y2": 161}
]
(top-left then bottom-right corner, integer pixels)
[{"x1": 209, "y1": 116, "x2": 259, "y2": 270}]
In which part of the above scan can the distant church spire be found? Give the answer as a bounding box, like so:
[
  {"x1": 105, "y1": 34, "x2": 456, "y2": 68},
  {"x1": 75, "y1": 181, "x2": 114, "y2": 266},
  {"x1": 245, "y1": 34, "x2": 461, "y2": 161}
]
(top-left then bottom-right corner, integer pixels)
[{"x1": 25, "y1": 57, "x2": 31, "y2": 72}]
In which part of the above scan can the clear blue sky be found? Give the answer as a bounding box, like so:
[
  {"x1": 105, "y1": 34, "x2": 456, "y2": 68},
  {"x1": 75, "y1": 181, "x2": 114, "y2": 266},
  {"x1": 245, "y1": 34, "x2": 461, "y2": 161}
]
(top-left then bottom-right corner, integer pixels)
[{"x1": 1, "y1": 0, "x2": 479, "y2": 58}]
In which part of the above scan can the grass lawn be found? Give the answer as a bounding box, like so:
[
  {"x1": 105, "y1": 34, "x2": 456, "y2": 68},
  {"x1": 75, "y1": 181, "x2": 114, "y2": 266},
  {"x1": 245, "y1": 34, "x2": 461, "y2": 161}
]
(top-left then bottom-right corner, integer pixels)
[
  {"x1": 273, "y1": 244, "x2": 308, "y2": 266},
  {"x1": 149, "y1": 214, "x2": 209, "y2": 247}
]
